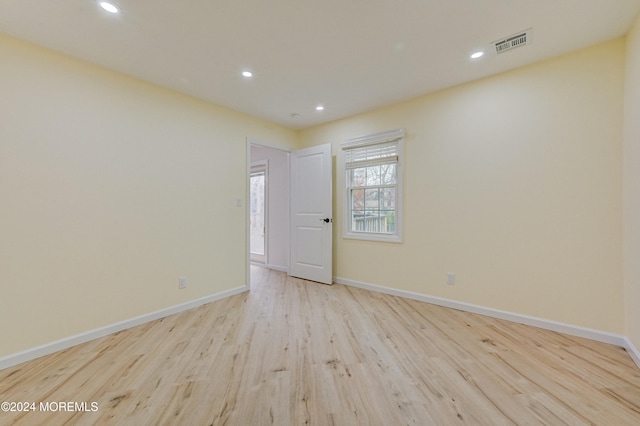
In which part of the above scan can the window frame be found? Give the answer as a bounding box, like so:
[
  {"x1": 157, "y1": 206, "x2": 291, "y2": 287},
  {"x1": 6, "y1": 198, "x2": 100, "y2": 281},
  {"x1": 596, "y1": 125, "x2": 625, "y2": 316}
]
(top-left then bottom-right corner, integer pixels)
[{"x1": 341, "y1": 128, "x2": 404, "y2": 243}]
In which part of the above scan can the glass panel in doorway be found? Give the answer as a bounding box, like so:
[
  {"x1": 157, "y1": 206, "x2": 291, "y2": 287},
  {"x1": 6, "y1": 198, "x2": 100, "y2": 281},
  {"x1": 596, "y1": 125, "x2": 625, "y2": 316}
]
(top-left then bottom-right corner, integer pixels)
[{"x1": 250, "y1": 170, "x2": 266, "y2": 257}]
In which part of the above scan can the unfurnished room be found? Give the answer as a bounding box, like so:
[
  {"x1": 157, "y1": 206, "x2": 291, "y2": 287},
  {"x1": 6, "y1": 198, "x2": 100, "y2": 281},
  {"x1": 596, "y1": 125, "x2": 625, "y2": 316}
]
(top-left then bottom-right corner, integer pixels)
[{"x1": 1, "y1": 1, "x2": 640, "y2": 424}]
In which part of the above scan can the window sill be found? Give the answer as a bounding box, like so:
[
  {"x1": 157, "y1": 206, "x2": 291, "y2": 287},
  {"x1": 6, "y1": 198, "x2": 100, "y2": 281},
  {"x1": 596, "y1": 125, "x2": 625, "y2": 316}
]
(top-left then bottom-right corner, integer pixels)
[{"x1": 343, "y1": 232, "x2": 403, "y2": 243}]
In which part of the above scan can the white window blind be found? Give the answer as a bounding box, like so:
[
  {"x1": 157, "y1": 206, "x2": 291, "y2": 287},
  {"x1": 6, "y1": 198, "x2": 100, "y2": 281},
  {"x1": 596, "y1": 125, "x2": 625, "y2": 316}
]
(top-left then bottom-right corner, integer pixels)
[{"x1": 344, "y1": 141, "x2": 399, "y2": 169}]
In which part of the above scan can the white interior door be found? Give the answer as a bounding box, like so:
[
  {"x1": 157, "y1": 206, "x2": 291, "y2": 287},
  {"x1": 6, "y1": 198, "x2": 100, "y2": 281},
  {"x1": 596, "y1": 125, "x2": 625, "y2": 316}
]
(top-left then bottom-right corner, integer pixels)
[{"x1": 290, "y1": 144, "x2": 333, "y2": 284}]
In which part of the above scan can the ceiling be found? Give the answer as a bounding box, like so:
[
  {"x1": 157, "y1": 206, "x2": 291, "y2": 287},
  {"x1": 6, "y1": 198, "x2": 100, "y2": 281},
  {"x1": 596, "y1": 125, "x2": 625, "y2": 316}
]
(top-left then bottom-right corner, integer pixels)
[{"x1": 1, "y1": 0, "x2": 639, "y2": 129}]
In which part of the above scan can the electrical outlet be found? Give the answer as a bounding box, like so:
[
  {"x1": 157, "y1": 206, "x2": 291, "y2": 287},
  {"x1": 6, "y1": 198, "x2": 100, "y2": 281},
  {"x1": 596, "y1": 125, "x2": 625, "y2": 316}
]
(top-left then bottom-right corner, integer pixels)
[
  {"x1": 179, "y1": 276, "x2": 187, "y2": 289},
  {"x1": 447, "y1": 273, "x2": 455, "y2": 285}
]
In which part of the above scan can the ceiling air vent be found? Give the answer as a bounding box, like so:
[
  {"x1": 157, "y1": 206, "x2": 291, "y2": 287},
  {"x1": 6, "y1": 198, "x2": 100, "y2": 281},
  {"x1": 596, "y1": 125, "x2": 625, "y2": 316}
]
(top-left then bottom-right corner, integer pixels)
[{"x1": 493, "y1": 28, "x2": 532, "y2": 54}]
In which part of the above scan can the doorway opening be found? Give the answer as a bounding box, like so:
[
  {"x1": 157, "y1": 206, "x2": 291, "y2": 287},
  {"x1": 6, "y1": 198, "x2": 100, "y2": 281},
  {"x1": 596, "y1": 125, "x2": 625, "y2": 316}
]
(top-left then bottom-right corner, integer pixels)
[
  {"x1": 247, "y1": 140, "x2": 332, "y2": 286},
  {"x1": 247, "y1": 141, "x2": 291, "y2": 278}
]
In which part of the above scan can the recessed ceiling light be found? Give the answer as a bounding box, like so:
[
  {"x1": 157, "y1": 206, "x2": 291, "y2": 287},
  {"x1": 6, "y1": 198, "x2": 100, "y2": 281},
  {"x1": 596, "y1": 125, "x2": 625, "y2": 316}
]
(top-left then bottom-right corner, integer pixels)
[
  {"x1": 242, "y1": 71, "x2": 253, "y2": 78},
  {"x1": 99, "y1": 2, "x2": 119, "y2": 13},
  {"x1": 316, "y1": 105, "x2": 324, "y2": 111},
  {"x1": 470, "y1": 51, "x2": 484, "y2": 59}
]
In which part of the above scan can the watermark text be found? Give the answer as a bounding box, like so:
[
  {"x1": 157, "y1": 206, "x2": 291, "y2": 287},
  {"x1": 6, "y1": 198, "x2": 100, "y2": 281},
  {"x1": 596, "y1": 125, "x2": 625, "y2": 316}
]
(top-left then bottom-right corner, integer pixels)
[{"x1": 1, "y1": 401, "x2": 99, "y2": 412}]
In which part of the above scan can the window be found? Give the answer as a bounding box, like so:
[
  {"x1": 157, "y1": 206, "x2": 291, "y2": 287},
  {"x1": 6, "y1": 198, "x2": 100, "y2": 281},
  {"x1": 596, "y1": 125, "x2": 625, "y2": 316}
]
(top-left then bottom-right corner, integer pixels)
[
  {"x1": 250, "y1": 161, "x2": 267, "y2": 264},
  {"x1": 342, "y1": 128, "x2": 403, "y2": 243},
  {"x1": 250, "y1": 169, "x2": 266, "y2": 256}
]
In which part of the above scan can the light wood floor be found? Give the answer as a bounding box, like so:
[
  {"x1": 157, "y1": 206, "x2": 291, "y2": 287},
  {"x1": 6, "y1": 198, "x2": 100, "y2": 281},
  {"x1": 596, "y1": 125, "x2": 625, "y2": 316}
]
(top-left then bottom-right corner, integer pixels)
[{"x1": 1, "y1": 266, "x2": 639, "y2": 425}]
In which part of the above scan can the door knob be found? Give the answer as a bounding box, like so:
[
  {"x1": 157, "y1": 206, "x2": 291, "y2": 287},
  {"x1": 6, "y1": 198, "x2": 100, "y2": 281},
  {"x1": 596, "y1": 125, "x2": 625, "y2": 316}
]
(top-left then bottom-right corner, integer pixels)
[{"x1": 321, "y1": 218, "x2": 333, "y2": 223}]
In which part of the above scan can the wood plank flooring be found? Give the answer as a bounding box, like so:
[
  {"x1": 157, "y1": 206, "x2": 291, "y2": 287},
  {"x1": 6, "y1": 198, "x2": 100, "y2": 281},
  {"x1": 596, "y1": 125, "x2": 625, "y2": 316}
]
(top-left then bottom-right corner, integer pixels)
[{"x1": 1, "y1": 266, "x2": 639, "y2": 425}]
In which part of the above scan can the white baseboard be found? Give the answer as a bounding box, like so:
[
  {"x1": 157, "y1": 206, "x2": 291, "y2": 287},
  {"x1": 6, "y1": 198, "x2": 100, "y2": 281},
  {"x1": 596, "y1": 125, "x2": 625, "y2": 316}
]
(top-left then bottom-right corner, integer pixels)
[
  {"x1": 623, "y1": 337, "x2": 640, "y2": 369},
  {"x1": 0, "y1": 285, "x2": 248, "y2": 371},
  {"x1": 334, "y1": 276, "x2": 631, "y2": 351}
]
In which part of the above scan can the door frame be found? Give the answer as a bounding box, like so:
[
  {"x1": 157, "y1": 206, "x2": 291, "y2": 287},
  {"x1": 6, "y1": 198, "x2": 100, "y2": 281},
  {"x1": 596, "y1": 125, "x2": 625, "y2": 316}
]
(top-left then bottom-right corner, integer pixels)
[{"x1": 246, "y1": 138, "x2": 292, "y2": 289}]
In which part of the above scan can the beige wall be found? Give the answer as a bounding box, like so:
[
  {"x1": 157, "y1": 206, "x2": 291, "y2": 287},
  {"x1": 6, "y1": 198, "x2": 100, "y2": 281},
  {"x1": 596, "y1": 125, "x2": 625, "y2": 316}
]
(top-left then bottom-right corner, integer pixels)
[
  {"x1": 301, "y1": 39, "x2": 626, "y2": 333},
  {"x1": 0, "y1": 34, "x2": 298, "y2": 357},
  {"x1": 624, "y1": 15, "x2": 640, "y2": 349}
]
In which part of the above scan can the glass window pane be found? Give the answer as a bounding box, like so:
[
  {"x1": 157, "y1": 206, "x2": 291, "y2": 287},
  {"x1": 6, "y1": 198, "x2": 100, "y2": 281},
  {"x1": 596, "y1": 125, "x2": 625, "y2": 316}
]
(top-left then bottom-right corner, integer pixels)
[
  {"x1": 380, "y1": 188, "x2": 396, "y2": 210},
  {"x1": 351, "y1": 168, "x2": 366, "y2": 187},
  {"x1": 381, "y1": 163, "x2": 396, "y2": 184},
  {"x1": 365, "y1": 188, "x2": 379, "y2": 209},
  {"x1": 351, "y1": 189, "x2": 365, "y2": 209},
  {"x1": 382, "y1": 211, "x2": 395, "y2": 233},
  {"x1": 366, "y1": 165, "x2": 381, "y2": 186},
  {"x1": 363, "y1": 210, "x2": 381, "y2": 232},
  {"x1": 351, "y1": 209, "x2": 365, "y2": 231}
]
